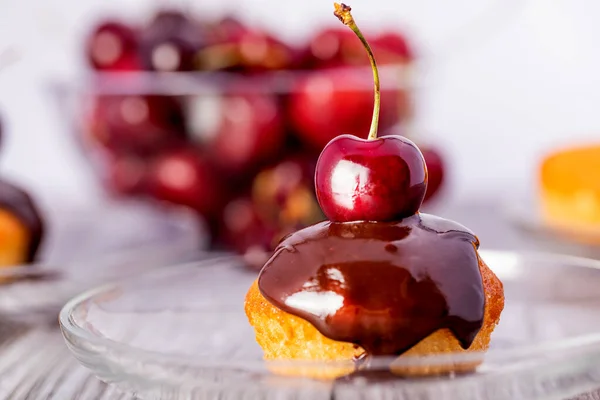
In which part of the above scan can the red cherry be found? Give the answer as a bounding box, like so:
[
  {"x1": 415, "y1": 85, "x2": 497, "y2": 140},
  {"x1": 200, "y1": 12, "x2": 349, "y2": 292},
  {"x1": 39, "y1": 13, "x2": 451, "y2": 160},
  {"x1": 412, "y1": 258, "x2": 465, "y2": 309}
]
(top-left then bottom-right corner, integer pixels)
[
  {"x1": 251, "y1": 157, "x2": 323, "y2": 226},
  {"x1": 219, "y1": 197, "x2": 277, "y2": 270},
  {"x1": 88, "y1": 95, "x2": 187, "y2": 155},
  {"x1": 198, "y1": 29, "x2": 296, "y2": 72},
  {"x1": 211, "y1": 16, "x2": 247, "y2": 42},
  {"x1": 374, "y1": 31, "x2": 414, "y2": 64},
  {"x1": 302, "y1": 28, "x2": 362, "y2": 68},
  {"x1": 147, "y1": 148, "x2": 224, "y2": 217},
  {"x1": 315, "y1": 134, "x2": 427, "y2": 222},
  {"x1": 139, "y1": 10, "x2": 206, "y2": 72},
  {"x1": 104, "y1": 153, "x2": 149, "y2": 196},
  {"x1": 289, "y1": 71, "x2": 400, "y2": 150},
  {"x1": 421, "y1": 147, "x2": 445, "y2": 203},
  {"x1": 86, "y1": 21, "x2": 141, "y2": 71},
  {"x1": 206, "y1": 93, "x2": 284, "y2": 176}
]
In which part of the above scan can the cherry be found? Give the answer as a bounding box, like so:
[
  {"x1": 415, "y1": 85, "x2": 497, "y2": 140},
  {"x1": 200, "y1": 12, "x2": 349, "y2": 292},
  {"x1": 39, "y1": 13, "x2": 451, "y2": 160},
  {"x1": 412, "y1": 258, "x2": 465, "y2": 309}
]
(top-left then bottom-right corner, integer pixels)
[
  {"x1": 374, "y1": 31, "x2": 413, "y2": 64},
  {"x1": 88, "y1": 95, "x2": 187, "y2": 155},
  {"x1": 218, "y1": 157, "x2": 324, "y2": 270},
  {"x1": 314, "y1": 3, "x2": 427, "y2": 222},
  {"x1": 289, "y1": 70, "x2": 400, "y2": 150},
  {"x1": 302, "y1": 28, "x2": 362, "y2": 68},
  {"x1": 86, "y1": 21, "x2": 141, "y2": 71},
  {"x1": 139, "y1": 10, "x2": 206, "y2": 72},
  {"x1": 211, "y1": 16, "x2": 247, "y2": 43},
  {"x1": 205, "y1": 93, "x2": 284, "y2": 176},
  {"x1": 421, "y1": 146, "x2": 445, "y2": 203},
  {"x1": 219, "y1": 197, "x2": 277, "y2": 270},
  {"x1": 316, "y1": 134, "x2": 426, "y2": 221},
  {"x1": 147, "y1": 147, "x2": 224, "y2": 217},
  {"x1": 251, "y1": 157, "x2": 323, "y2": 227},
  {"x1": 103, "y1": 152, "x2": 150, "y2": 196},
  {"x1": 197, "y1": 29, "x2": 296, "y2": 72}
]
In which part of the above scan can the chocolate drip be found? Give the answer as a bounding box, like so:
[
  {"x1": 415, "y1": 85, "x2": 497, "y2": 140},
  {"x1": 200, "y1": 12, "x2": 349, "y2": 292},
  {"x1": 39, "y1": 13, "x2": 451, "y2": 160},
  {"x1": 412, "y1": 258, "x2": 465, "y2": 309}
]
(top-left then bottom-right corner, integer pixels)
[
  {"x1": 0, "y1": 180, "x2": 45, "y2": 262},
  {"x1": 258, "y1": 213, "x2": 484, "y2": 356}
]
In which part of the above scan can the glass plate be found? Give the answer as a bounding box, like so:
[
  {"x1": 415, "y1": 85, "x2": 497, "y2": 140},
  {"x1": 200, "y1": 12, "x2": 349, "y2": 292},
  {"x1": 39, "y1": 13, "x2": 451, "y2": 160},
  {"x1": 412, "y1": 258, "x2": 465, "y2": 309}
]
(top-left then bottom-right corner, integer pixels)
[
  {"x1": 505, "y1": 198, "x2": 600, "y2": 258},
  {"x1": 60, "y1": 250, "x2": 600, "y2": 400},
  {"x1": 0, "y1": 199, "x2": 206, "y2": 322}
]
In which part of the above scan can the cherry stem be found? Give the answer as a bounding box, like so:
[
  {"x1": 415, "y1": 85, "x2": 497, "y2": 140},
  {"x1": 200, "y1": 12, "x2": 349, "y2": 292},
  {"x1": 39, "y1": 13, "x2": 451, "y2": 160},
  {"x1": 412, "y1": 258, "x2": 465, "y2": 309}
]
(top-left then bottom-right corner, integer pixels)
[{"x1": 334, "y1": 3, "x2": 380, "y2": 141}]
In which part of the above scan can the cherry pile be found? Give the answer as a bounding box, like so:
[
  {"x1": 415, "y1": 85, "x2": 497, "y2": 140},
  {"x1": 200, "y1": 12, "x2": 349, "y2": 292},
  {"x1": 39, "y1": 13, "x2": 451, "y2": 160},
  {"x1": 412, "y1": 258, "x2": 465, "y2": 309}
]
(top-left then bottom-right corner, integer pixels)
[{"x1": 82, "y1": 9, "x2": 445, "y2": 268}]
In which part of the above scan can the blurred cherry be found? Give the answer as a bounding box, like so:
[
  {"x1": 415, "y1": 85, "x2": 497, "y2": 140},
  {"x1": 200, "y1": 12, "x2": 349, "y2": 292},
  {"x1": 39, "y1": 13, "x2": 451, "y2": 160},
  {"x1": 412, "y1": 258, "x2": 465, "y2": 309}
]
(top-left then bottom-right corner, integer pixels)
[
  {"x1": 139, "y1": 10, "x2": 207, "y2": 72},
  {"x1": 86, "y1": 21, "x2": 141, "y2": 71},
  {"x1": 88, "y1": 95, "x2": 187, "y2": 155},
  {"x1": 210, "y1": 16, "x2": 247, "y2": 43},
  {"x1": 421, "y1": 146, "x2": 445, "y2": 203},
  {"x1": 220, "y1": 197, "x2": 277, "y2": 270},
  {"x1": 251, "y1": 157, "x2": 322, "y2": 226},
  {"x1": 302, "y1": 28, "x2": 364, "y2": 68},
  {"x1": 197, "y1": 29, "x2": 297, "y2": 72},
  {"x1": 373, "y1": 31, "x2": 414, "y2": 64},
  {"x1": 103, "y1": 153, "x2": 150, "y2": 196},
  {"x1": 288, "y1": 71, "x2": 399, "y2": 150},
  {"x1": 147, "y1": 147, "x2": 225, "y2": 218},
  {"x1": 205, "y1": 93, "x2": 285, "y2": 176},
  {"x1": 217, "y1": 157, "x2": 324, "y2": 270}
]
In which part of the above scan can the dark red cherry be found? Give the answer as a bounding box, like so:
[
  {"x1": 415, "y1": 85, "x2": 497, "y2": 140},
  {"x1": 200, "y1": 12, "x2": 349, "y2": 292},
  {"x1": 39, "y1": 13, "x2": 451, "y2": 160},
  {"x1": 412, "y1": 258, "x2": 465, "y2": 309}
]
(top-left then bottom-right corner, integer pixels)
[
  {"x1": 219, "y1": 197, "x2": 277, "y2": 270},
  {"x1": 139, "y1": 10, "x2": 206, "y2": 72},
  {"x1": 88, "y1": 95, "x2": 187, "y2": 155},
  {"x1": 147, "y1": 147, "x2": 224, "y2": 217},
  {"x1": 315, "y1": 134, "x2": 427, "y2": 222},
  {"x1": 421, "y1": 146, "x2": 445, "y2": 203},
  {"x1": 86, "y1": 21, "x2": 141, "y2": 71}
]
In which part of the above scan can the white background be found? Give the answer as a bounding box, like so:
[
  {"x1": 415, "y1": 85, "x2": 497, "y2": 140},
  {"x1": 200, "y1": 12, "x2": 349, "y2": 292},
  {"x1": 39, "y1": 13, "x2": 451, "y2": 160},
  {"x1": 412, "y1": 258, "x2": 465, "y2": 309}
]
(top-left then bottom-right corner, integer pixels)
[{"x1": 0, "y1": 0, "x2": 599, "y2": 207}]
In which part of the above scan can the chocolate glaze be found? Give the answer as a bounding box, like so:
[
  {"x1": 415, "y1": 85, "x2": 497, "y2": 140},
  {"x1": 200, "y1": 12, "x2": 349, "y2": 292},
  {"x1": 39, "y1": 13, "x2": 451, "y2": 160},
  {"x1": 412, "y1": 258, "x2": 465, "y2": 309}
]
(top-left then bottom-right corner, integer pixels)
[
  {"x1": 258, "y1": 213, "x2": 484, "y2": 356},
  {"x1": 0, "y1": 180, "x2": 45, "y2": 262}
]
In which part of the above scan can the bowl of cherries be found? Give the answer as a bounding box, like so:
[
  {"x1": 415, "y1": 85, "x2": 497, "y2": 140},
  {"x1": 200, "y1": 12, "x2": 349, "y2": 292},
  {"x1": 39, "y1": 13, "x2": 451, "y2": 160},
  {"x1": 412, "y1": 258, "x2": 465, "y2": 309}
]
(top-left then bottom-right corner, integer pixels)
[{"x1": 51, "y1": 7, "x2": 446, "y2": 268}]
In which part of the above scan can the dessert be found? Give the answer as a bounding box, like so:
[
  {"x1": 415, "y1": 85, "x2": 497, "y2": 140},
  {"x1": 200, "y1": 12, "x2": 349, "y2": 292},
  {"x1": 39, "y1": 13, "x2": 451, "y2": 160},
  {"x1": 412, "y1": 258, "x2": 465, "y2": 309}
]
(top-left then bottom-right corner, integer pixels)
[
  {"x1": 0, "y1": 180, "x2": 45, "y2": 267},
  {"x1": 245, "y1": 3, "x2": 504, "y2": 379},
  {"x1": 540, "y1": 144, "x2": 600, "y2": 238}
]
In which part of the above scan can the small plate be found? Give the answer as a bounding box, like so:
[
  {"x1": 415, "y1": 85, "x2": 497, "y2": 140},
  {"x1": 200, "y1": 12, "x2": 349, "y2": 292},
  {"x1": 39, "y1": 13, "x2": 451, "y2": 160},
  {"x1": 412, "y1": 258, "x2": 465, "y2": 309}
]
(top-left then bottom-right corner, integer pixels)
[
  {"x1": 61, "y1": 250, "x2": 600, "y2": 400},
  {"x1": 0, "y1": 199, "x2": 206, "y2": 322},
  {"x1": 505, "y1": 198, "x2": 600, "y2": 258}
]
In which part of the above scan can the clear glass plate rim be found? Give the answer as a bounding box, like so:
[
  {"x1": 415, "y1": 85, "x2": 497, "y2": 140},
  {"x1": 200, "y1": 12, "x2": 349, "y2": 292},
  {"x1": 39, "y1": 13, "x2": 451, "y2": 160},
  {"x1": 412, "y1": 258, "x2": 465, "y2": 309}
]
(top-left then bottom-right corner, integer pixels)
[{"x1": 58, "y1": 250, "x2": 600, "y2": 370}]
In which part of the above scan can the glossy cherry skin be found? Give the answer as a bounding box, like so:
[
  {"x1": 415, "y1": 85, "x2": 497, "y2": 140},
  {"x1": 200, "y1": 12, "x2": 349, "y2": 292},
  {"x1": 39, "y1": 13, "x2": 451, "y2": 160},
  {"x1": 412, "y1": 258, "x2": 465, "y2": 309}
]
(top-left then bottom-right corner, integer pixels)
[
  {"x1": 86, "y1": 21, "x2": 141, "y2": 71},
  {"x1": 315, "y1": 134, "x2": 428, "y2": 222}
]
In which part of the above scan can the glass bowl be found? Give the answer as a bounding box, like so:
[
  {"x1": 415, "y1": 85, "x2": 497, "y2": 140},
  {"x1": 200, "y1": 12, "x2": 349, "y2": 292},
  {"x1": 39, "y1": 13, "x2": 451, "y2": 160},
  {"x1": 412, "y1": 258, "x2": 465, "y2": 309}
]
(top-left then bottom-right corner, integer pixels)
[
  {"x1": 0, "y1": 198, "x2": 207, "y2": 322},
  {"x1": 60, "y1": 250, "x2": 600, "y2": 400}
]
